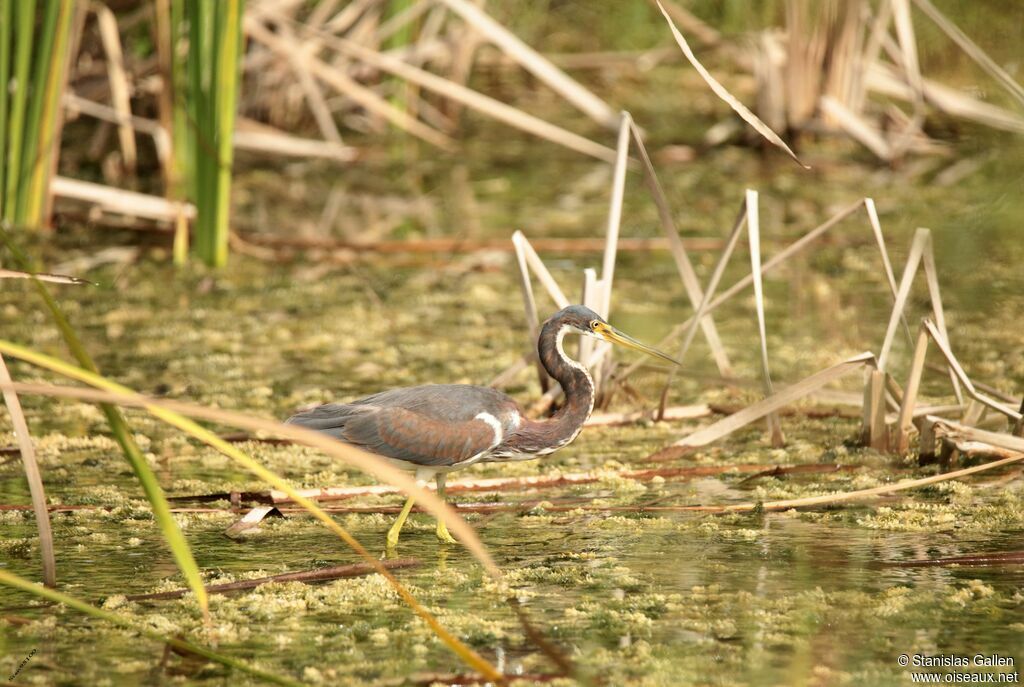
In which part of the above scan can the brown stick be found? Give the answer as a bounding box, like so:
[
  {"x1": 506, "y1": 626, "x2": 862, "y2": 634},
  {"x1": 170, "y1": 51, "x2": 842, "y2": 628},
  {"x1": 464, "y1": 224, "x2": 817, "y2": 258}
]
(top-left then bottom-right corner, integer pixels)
[
  {"x1": 236, "y1": 234, "x2": 728, "y2": 254},
  {"x1": 124, "y1": 559, "x2": 420, "y2": 601}
]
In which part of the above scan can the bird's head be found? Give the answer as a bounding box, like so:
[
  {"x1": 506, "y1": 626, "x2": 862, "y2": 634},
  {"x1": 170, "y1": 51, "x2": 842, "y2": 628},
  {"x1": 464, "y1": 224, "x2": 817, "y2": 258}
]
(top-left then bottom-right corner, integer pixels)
[{"x1": 546, "y1": 305, "x2": 680, "y2": 365}]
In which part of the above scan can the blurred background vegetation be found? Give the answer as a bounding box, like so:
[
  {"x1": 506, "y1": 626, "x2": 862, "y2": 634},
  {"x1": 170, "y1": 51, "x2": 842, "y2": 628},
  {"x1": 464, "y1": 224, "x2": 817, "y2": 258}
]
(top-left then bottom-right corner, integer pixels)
[{"x1": 3, "y1": 0, "x2": 1022, "y2": 267}]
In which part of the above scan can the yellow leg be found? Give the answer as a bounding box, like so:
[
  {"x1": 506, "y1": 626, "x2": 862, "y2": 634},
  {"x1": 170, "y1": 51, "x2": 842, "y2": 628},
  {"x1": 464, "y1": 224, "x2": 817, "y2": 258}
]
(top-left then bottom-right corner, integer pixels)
[
  {"x1": 386, "y1": 494, "x2": 416, "y2": 550},
  {"x1": 435, "y1": 474, "x2": 458, "y2": 544}
]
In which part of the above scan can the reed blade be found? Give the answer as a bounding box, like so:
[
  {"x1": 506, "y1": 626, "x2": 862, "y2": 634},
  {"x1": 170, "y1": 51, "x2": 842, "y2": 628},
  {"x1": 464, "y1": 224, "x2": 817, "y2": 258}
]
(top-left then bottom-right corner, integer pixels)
[
  {"x1": 627, "y1": 118, "x2": 733, "y2": 377},
  {"x1": 655, "y1": 0, "x2": 808, "y2": 168},
  {"x1": 746, "y1": 189, "x2": 785, "y2": 446}
]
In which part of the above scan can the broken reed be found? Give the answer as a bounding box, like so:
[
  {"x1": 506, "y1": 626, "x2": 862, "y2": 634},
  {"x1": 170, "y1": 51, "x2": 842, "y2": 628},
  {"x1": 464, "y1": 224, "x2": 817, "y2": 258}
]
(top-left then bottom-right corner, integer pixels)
[
  {"x1": 0, "y1": 0, "x2": 77, "y2": 228},
  {"x1": 178, "y1": 0, "x2": 245, "y2": 267}
]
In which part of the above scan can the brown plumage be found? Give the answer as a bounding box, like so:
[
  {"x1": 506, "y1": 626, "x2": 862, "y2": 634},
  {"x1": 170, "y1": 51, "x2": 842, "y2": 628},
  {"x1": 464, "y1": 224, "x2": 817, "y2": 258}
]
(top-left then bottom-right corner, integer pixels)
[{"x1": 286, "y1": 305, "x2": 677, "y2": 547}]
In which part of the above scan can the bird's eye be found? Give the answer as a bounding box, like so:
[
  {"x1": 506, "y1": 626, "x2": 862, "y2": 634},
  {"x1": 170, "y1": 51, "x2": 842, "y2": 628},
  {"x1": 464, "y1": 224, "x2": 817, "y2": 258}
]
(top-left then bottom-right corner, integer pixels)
[{"x1": 590, "y1": 320, "x2": 600, "y2": 330}]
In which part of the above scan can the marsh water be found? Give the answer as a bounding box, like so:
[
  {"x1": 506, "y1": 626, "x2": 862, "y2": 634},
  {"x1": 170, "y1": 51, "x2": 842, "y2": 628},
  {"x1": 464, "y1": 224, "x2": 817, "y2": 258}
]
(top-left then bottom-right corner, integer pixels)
[{"x1": 3, "y1": 6, "x2": 1024, "y2": 685}]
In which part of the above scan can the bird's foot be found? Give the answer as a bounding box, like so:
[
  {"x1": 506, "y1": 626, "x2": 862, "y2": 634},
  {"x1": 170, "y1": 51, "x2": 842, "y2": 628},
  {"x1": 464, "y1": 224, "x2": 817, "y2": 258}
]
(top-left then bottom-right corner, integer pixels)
[{"x1": 435, "y1": 520, "x2": 458, "y2": 545}]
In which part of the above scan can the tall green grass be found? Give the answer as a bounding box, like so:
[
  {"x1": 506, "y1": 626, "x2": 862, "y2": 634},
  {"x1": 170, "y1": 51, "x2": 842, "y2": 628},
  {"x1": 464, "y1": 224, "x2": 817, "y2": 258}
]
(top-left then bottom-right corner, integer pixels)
[
  {"x1": 0, "y1": 1, "x2": 76, "y2": 229},
  {"x1": 178, "y1": 0, "x2": 246, "y2": 267}
]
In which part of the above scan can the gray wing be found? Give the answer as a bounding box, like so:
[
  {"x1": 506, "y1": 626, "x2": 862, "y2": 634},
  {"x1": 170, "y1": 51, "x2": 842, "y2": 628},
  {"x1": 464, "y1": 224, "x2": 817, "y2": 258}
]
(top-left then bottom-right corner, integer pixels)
[{"x1": 286, "y1": 384, "x2": 521, "y2": 467}]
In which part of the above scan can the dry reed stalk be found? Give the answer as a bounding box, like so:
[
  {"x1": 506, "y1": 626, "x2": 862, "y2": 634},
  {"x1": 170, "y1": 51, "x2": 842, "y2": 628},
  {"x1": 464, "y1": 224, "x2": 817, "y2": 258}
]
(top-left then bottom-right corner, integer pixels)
[
  {"x1": 511, "y1": 231, "x2": 570, "y2": 308},
  {"x1": 825, "y1": 1, "x2": 868, "y2": 120},
  {"x1": 126, "y1": 559, "x2": 421, "y2": 601},
  {"x1": 656, "y1": 0, "x2": 721, "y2": 47},
  {"x1": 911, "y1": 0, "x2": 1024, "y2": 109},
  {"x1": 93, "y1": 3, "x2": 136, "y2": 173},
  {"x1": 916, "y1": 243, "x2": 961, "y2": 403},
  {"x1": 866, "y1": 62, "x2": 1024, "y2": 134},
  {"x1": 691, "y1": 448, "x2": 1024, "y2": 513},
  {"x1": 652, "y1": 352, "x2": 877, "y2": 457},
  {"x1": 0, "y1": 355, "x2": 55, "y2": 587},
  {"x1": 876, "y1": 229, "x2": 934, "y2": 370},
  {"x1": 863, "y1": 198, "x2": 911, "y2": 342},
  {"x1": 754, "y1": 31, "x2": 787, "y2": 135},
  {"x1": 511, "y1": 231, "x2": 550, "y2": 392},
  {"x1": 473, "y1": 47, "x2": 682, "y2": 71},
  {"x1": 894, "y1": 326, "x2": 929, "y2": 452},
  {"x1": 711, "y1": 401, "x2": 862, "y2": 420},
  {"x1": 656, "y1": 199, "x2": 747, "y2": 419},
  {"x1": 223, "y1": 504, "x2": 283, "y2": 537},
  {"x1": 587, "y1": 404, "x2": 711, "y2": 427},
  {"x1": 861, "y1": 0, "x2": 894, "y2": 111},
  {"x1": 617, "y1": 198, "x2": 867, "y2": 384},
  {"x1": 65, "y1": 93, "x2": 167, "y2": 141},
  {"x1": 0, "y1": 268, "x2": 90, "y2": 285},
  {"x1": 893, "y1": 319, "x2": 1021, "y2": 454},
  {"x1": 627, "y1": 118, "x2": 733, "y2": 377},
  {"x1": 872, "y1": 231, "x2": 958, "y2": 405},
  {"x1": 935, "y1": 420, "x2": 1024, "y2": 448},
  {"x1": 276, "y1": 21, "x2": 344, "y2": 144},
  {"x1": 600, "y1": 113, "x2": 631, "y2": 318},
  {"x1": 64, "y1": 96, "x2": 354, "y2": 165},
  {"x1": 862, "y1": 369, "x2": 888, "y2": 450},
  {"x1": 245, "y1": 17, "x2": 454, "y2": 150},
  {"x1": 324, "y1": 0, "x2": 377, "y2": 34},
  {"x1": 51, "y1": 175, "x2": 195, "y2": 222},
  {"x1": 884, "y1": 403, "x2": 964, "y2": 425},
  {"x1": 440, "y1": 1, "x2": 484, "y2": 125},
  {"x1": 820, "y1": 95, "x2": 894, "y2": 160},
  {"x1": 656, "y1": 0, "x2": 807, "y2": 168},
  {"x1": 152, "y1": 0, "x2": 177, "y2": 192},
  {"x1": 889, "y1": 0, "x2": 926, "y2": 156},
  {"x1": 232, "y1": 126, "x2": 357, "y2": 161},
  {"x1": 919, "y1": 320, "x2": 1019, "y2": 421},
  {"x1": 375, "y1": 0, "x2": 433, "y2": 48},
  {"x1": 745, "y1": 189, "x2": 785, "y2": 446},
  {"x1": 581, "y1": 113, "x2": 633, "y2": 385},
  {"x1": 782, "y1": 1, "x2": 825, "y2": 131},
  {"x1": 273, "y1": 14, "x2": 619, "y2": 162},
  {"x1": 439, "y1": 0, "x2": 618, "y2": 129}
]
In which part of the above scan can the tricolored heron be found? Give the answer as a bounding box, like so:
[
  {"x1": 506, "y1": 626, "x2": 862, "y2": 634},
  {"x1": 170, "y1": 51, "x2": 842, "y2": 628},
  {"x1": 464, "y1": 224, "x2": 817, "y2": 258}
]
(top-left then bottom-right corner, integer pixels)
[{"x1": 286, "y1": 305, "x2": 678, "y2": 548}]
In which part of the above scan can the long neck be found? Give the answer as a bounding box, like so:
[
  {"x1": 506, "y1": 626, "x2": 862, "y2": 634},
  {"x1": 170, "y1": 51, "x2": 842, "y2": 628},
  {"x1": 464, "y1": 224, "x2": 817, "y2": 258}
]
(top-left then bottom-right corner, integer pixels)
[{"x1": 508, "y1": 323, "x2": 595, "y2": 455}]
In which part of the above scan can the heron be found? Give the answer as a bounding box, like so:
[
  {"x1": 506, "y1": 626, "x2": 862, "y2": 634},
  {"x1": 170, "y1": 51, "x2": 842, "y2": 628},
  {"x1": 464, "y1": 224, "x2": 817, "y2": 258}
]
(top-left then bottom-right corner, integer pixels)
[{"x1": 286, "y1": 305, "x2": 678, "y2": 548}]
